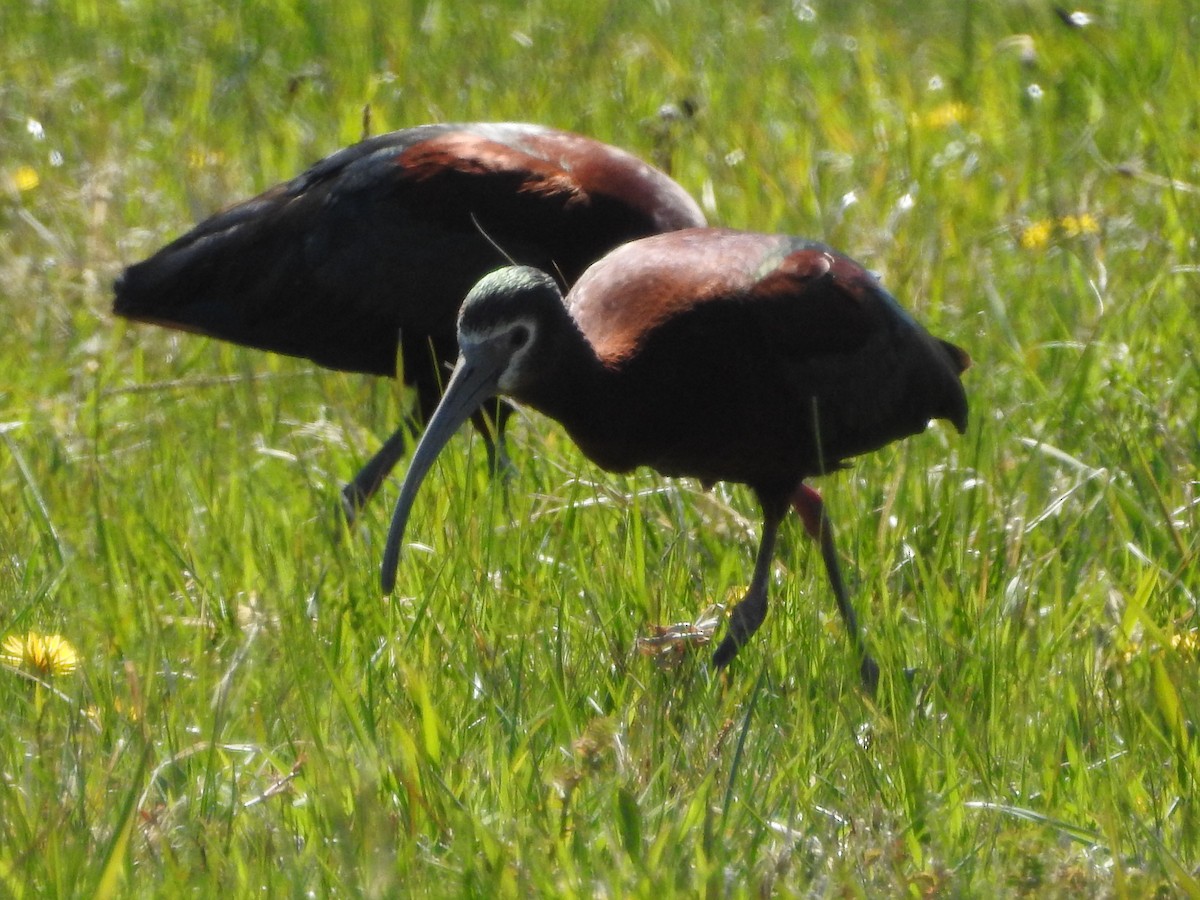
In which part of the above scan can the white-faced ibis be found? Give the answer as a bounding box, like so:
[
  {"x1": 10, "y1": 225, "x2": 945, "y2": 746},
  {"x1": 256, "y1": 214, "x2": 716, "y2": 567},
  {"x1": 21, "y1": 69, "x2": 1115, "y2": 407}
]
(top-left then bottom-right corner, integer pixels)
[
  {"x1": 381, "y1": 228, "x2": 970, "y2": 685},
  {"x1": 112, "y1": 122, "x2": 706, "y2": 519}
]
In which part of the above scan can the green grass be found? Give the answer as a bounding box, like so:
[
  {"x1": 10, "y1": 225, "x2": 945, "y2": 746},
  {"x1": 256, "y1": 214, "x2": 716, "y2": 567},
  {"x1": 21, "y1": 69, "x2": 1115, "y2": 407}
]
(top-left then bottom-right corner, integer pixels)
[{"x1": 2, "y1": 0, "x2": 1198, "y2": 895}]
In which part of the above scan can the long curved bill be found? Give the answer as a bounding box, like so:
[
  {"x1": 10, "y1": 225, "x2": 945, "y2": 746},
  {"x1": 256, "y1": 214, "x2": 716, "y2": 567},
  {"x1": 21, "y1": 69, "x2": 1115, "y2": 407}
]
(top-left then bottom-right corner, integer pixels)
[{"x1": 380, "y1": 345, "x2": 509, "y2": 593}]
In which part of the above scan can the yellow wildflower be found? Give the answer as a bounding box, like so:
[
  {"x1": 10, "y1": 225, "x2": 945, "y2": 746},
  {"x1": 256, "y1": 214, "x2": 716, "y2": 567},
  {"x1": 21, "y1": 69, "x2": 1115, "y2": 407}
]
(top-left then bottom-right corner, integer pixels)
[
  {"x1": 1, "y1": 631, "x2": 79, "y2": 677},
  {"x1": 1169, "y1": 631, "x2": 1199, "y2": 655},
  {"x1": 923, "y1": 102, "x2": 969, "y2": 129},
  {"x1": 1120, "y1": 629, "x2": 1198, "y2": 665},
  {"x1": 186, "y1": 148, "x2": 225, "y2": 170},
  {"x1": 1019, "y1": 219, "x2": 1053, "y2": 250},
  {"x1": 9, "y1": 165, "x2": 40, "y2": 192},
  {"x1": 1059, "y1": 213, "x2": 1099, "y2": 237}
]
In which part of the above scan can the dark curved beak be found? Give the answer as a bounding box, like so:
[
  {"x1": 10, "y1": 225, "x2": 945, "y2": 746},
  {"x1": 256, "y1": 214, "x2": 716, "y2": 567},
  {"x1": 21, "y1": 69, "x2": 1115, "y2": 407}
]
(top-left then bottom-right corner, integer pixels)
[{"x1": 380, "y1": 343, "x2": 509, "y2": 592}]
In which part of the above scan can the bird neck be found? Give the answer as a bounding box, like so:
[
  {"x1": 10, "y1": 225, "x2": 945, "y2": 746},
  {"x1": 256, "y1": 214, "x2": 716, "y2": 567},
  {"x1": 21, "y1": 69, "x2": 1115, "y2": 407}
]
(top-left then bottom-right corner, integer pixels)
[{"x1": 510, "y1": 326, "x2": 625, "y2": 457}]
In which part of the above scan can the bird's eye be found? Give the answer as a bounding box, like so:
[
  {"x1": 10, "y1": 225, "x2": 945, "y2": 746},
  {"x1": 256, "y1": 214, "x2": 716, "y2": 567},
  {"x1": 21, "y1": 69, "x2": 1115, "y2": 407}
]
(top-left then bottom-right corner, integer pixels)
[{"x1": 509, "y1": 325, "x2": 530, "y2": 349}]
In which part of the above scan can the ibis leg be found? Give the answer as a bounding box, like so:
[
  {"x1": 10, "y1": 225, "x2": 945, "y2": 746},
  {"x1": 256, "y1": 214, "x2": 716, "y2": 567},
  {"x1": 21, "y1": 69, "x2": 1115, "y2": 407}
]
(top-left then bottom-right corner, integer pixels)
[
  {"x1": 792, "y1": 484, "x2": 879, "y2": 694},
  {"x1": 342, "y1": 425, "x2": 412, "y2": 525},
  {"x1": 713, "y1": 502, "x2": 786, "y2": 669},
  {"x1": 344, "y1": 334, "x2": 520, "y2": 525},
  {"x1": 342, "y1": 331, "x2": 448, "y2": 527},
  {"x1": 341, "y1": 401, "x2": 513, "y2": 528},
  {"x1": 473, "y1": 401, "x2": 516, "y2": 480}
]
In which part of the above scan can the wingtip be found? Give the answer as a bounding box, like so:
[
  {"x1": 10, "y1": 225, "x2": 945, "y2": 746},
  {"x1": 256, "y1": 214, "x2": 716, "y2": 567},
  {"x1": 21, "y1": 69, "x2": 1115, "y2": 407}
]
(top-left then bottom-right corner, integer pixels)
[
  {"x1": 936, "y1": 339, "x2": 971, "y2": 434},
  {"x1": 111, "y1": 270, "x2": 132, "y2": 315},
  {"x1": 940, "y1": 339, "x2": 972, "y2": 374},
  {"x1": 111, "y1": 262, "x2": 158, "y2": 319},
  {"x1": 948, "y1": 387, "x2": 970, "y2": 435}
]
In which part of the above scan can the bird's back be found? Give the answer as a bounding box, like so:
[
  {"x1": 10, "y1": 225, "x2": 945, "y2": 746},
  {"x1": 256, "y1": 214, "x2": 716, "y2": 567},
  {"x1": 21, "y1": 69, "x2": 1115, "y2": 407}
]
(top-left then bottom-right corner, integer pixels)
[
  {"x1": 113, "y1": 123, "x2": 705, "y2": 377},
  {"x1": 563, "y1": 228, "x2": 968, "y2": 489}
]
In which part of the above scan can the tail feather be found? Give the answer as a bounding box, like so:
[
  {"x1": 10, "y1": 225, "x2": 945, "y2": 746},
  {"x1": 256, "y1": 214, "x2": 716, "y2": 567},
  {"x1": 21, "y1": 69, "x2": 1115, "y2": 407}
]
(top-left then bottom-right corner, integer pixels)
[
  {"x1": 112, "y1": 189, "x2": 402, "y2": 377},
  {"x1": 939, "y1": 338, "x2": 972, "y2": 374},
  {"x1": 935, "y1": 338, "x2": 970, "y2": 434}
]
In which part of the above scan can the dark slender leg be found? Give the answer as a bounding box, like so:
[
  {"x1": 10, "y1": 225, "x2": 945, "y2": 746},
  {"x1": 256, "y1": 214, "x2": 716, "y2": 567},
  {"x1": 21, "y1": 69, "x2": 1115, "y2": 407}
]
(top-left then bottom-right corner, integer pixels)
[
  {"x1": 342, "y1": 335, "x2": 449, "y2": 527},
  {"x1": 341, "y1": 405, "x2": 512, "y2": 527},
  {"x1": 341, "y1": 334, "x2": 513, "y2": 527},
  {"x1": 472, "y1": 401, "x2": 515, "y2": 480},
  {"x1": 340, "y1": 400, "x2": 513, "y2": 528},
  {"x1": 792, "y1": 483, "x2": 879, "y2": 694},
  {"x1": 713, "y1": 500, "x2": 787, "y2": 669},
  {"x1": 342, "y1": 424, "x2": 412, "y2": 525}
]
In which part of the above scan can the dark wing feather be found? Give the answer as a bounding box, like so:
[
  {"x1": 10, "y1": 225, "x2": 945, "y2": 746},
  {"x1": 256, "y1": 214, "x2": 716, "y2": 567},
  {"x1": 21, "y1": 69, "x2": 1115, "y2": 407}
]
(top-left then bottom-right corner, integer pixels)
[
  {"x1": 563, "y1": 229, "x2": 966, "y2": 485},
  {"x1": 114, "y1": 123, "x2": 705, "y2": 377}
]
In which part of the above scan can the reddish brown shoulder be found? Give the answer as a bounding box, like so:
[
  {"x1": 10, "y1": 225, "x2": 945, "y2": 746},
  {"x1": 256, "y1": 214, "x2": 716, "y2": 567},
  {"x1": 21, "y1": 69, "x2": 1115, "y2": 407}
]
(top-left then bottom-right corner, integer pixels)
[
  {"x1": 395, "y1": 132, "x2": 585, "y2": 203},
  {"x1": 516, "y1": 130, "x2": 705, "y2": 229},
  {"x1": 570, "y1": 232, "x2": 886, "y2": 364},
  {"x1": 569, "y1": 229, "x2": 790, "y2": 362}
]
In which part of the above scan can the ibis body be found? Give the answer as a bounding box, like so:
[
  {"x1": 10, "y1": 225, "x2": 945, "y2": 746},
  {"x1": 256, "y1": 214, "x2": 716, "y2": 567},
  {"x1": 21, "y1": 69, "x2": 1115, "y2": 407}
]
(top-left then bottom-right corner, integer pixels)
[
  {"x1": 382, "y1": 228, "x2": 970, "y2": 681},
  {"x1": 113, "y1": 122, "x2": 706, "y2": 517}
]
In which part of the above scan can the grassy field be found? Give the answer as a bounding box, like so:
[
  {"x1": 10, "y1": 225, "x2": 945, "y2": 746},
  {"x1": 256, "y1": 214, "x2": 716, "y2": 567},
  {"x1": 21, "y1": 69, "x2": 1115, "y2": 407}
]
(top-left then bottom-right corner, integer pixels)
[{"x1": 2, "y1": 0, "x2": 1197, "y2": 895}]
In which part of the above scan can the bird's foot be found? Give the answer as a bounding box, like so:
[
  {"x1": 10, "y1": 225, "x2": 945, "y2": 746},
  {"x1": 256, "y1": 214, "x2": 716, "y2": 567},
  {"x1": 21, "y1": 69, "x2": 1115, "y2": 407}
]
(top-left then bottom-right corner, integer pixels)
[
  {"x1": 860, "y1": 653, "x2": 881, "y2": 697},
  {"x1": 712, "y1": 592, "x2": 767, "y2": 669},
  {"x1": 340, "y1": 481, "x2": 370, "y2": 529},
  {"x1": 485, "y1": 437, "x2": 518, "y2": 484},
  {"x1": 341, "y1": 425, "x2": 413, "y2": 529}
]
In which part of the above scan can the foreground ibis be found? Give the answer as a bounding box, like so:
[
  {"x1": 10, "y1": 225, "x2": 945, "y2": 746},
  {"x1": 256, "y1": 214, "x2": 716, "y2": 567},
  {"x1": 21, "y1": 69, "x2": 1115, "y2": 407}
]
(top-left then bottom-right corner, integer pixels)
[
  {"x1": 113, "y1": 122, "x2": 706, "y2": 519},
  {"x1": 381, "y1": 228, "x2": 970, "y2": 684}
]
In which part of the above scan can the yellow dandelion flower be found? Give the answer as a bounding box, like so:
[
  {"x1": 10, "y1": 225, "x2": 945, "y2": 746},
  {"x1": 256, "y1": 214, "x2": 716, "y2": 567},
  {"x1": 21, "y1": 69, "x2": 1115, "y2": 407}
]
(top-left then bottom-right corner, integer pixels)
[
  {"x1": 1120, "y1": 630, "x2": 1198, "y2": 665},
  {"x1": 923, "y1": 101, "x2": 969, "y2": 129},
  {"x1": 1019, "y1": 219, "x2": 1053, "y2": 250},
  {"x1": 1169, "y1": 631, "x2": 1199, "y2": 655},
  {"x1": 112, "y1": 696, "x2": 142, "y2": 722},
  {"x1": 9, "y1": 165, "x2": 40, "y2": 192},
  {"x1": 1, "y1": 631, "x2": 79, "y2": 677},
  {"x1": 1059, "y1": 213, "x2": 1099, "y2": 237},
  {"x1": 186, "y1": 148, "x2": 225, "y2": 170}
]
